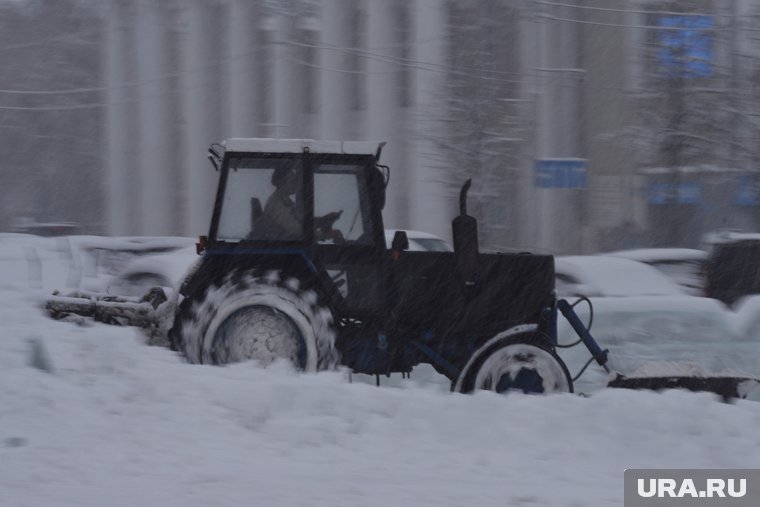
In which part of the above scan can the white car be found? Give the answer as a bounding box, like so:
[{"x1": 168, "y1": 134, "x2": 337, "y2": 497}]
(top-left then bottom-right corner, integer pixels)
[
  {"x1": 733, "y1": 295, "x2": 760, "y2": 341},
  {"x1": 553, "y1": 255, "x2": 757, "y2": 396},
  {"x1": 384, "y1": 229, "x2": 452, "y2": 252},
  {"x1": 554, "y1": 255, "x2": 685, "y2": 298},
  {"x1": 557, "y1": 294, "x2": 759, "y2": 396},
  {"x1": 100, "y1": 246, "x2": 199, "y2": 298},
  {"x1": 602, "y1": 248, "x2": 706, "y2": 296}
]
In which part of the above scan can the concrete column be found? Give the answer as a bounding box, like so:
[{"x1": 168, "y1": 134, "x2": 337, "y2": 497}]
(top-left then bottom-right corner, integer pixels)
[
  {"x1": 410, "y1": 0, "x2": 451, "y2": 241},
  {"x1": 227, "y1": 0, "x2": 259, "y2": 138},
  {"x1": 105, "y1": 0, "x2": 138, "y2": 235},
  {"x1": 269, "y1": 10, "x2": 295, "y2": 138},
  {"x1": 365, "y1": 0, "x2": 407, "y2": 229},
  {"x1": 535, "y1": 9, "x2": 554, "y2": 252},
  {"x1": 180, "y1": 0, "x2": 220, "y2": 236},
  {"x1": 135, "y1": 0, "x2": 175, "y2": 235},
  {"x1": 516, "y1": 2, "x2": 541, "y2": 250},
  {"x1": 626, "y1": 4, "x2": 646, "y2": 229},
  {"x1": 319, "y1": 0, "x2": 351, "y2": 139},
  {"x1": 535, "y1": 2, "x2": 583, "y2": 254}
]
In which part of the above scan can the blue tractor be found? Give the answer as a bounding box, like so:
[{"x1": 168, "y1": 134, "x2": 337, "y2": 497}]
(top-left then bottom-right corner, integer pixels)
[{"x1": 166, "y1": 138, "x2": 602, "y2": 394}]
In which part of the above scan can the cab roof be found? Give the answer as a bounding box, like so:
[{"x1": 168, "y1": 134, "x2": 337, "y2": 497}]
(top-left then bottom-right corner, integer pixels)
[{"x1": 222, "y1": 138, "x2": 384, "y2": 156}]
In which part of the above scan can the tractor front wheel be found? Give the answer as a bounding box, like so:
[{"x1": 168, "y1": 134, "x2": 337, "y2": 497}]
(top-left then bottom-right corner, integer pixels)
[{"x1": 454, "y1": 324, "x2": 573, "y2": 395}]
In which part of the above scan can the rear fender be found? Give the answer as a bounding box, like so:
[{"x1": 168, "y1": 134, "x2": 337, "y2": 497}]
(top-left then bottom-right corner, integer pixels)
[{"x1": 179, "y1": 250, "x2": 317, "y2": 300}]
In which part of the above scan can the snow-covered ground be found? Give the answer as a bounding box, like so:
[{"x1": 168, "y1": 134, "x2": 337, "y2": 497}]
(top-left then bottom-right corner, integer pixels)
[{"x1": 3, "y1": 234, "x2": 760, "y2": 506}]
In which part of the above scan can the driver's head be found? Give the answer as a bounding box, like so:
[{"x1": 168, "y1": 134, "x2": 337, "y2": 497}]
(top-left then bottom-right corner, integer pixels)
[{"x1": 271, "y1": 166, "x2": 297, "y2": 194}]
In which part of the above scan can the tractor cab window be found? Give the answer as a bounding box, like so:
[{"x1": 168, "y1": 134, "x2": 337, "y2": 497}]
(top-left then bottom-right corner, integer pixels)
[
  {"x1": 314, "y1": 163, "x2": 375, "y2": 245},
  {"x1": 217, "y1": 158, "x2": 304, "y2": 242}
]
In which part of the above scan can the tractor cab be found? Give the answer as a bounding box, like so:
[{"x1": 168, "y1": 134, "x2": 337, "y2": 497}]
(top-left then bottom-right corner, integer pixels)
[
  {"x1": 208, "y1": 138, "x2": 388, "y2": 250},
  {"x1": 198, "y1": 138, "x2": 392, "y2": 318}
]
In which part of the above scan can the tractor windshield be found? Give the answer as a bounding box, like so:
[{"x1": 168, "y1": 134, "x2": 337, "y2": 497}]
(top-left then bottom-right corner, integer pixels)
[
  {"x1": 216, "y1": 157, "x2": 304, "y2": 242},
  {"x1": 314, "y1": 162, "x2": 375, "y2": 244}
]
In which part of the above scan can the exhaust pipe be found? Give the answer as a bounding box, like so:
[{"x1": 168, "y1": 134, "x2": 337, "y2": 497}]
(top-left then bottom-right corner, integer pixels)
[{"x1": 452, "y1": 179, "x2": 479, "y2": 286}]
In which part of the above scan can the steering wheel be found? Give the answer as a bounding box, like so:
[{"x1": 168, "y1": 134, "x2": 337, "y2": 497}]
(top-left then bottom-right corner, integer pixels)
[{"x1": 317, "y1": 210, "x2": 343, "y2": 230}]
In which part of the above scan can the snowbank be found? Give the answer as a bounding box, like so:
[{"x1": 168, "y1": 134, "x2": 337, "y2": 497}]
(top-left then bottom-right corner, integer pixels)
[{"x1": 2, "y1": 236, "x2": 760, "y2": 506}]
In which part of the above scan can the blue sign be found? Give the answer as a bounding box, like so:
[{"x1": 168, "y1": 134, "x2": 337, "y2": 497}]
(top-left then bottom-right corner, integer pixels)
[
  {"x1": 647, "y1": 182, "x2": 702, "y2": 204},
  {"x1": 677, "y1": 181, "x2": 702, "y2": 204},
  {"x1": 648, "y1": 183, "x2": 671, "y2": 204},
  {"x1": 534, "y1": 159, "x2": 587, "y2": 189},
  {"x1": 735, "y1": 175, "x2": 760, "y2": 206},
  {"x1": 657, "y1": 15, "x2": 713, "y2": 78}
]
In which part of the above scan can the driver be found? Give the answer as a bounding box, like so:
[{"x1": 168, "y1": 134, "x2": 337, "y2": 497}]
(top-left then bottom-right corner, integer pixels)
[{"x1": 263, "y1": 166, "x2": 344, "y2": 242}]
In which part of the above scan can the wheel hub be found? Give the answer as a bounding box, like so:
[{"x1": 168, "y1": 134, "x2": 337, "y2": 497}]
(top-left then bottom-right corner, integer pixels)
[
  {"x1": 211, "y1": 305, "x2": 306, "y2": 367},
  {"x1": 474, "y1": 343, "x2": 571, "y2": 394},
  {"x1": 494, "y1": 368, "x2": 546, "y2": 394}
]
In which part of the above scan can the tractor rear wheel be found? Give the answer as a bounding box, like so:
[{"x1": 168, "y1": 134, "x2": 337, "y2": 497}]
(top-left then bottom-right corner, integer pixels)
[
  {"x1": 454, "y1": 324, "x2": 573, "y2": 395},
  {"x1": 172, "y1": 272, "x2": 338, "y2": 371}
]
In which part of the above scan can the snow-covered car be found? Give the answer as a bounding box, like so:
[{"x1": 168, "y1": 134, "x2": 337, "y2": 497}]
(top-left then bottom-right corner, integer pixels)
[
  {"x1": 99, "y1": 246, "x2": 199, "y2": 297},
  {"x1": 553, "y1": 255, "x2": 758, "y2": 396},
  {"x1": 76, "y1": 236, "x2": 196, "y2": 279},
  {"x1": 602, "y1": 248, "x2": 706, "y2": 296},
  {"x1": 554, "y1": 255, "x2": 686, "y2": 298},
  {"x1": 384, "y1": 229, "x2": 452, "y2": 252},
  {"x1": 557, "y1": 294, "x2": 760, "y2": 396},
  {"x1": 733, "y1": 295, "x2": 760, "y2": 341},
  {"x1": 10, "y1": 220, "x2": 82, "y2": 237}
]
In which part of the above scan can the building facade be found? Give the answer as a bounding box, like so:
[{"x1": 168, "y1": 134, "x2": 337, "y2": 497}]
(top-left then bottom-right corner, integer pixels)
[
  {"x1": 104, "y1": 0, "x2": 758, "y2": 252},
  {"x1": 104, "y1": 0, "x2": 453, "y2": 242}
]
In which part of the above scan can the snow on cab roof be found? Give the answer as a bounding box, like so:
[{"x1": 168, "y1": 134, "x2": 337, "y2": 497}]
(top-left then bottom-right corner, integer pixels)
[{"x1": 222, "y1": 138, "x2": 384, "y2": 156}]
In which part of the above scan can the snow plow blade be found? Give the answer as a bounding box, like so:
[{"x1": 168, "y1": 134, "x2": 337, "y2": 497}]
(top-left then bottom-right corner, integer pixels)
[
  {"x1": 607, "y1": 373, "x2": 760, "y2": 401},
  {"x1": 44, "y1": 288, "x2": 167, "y2": 328}
]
